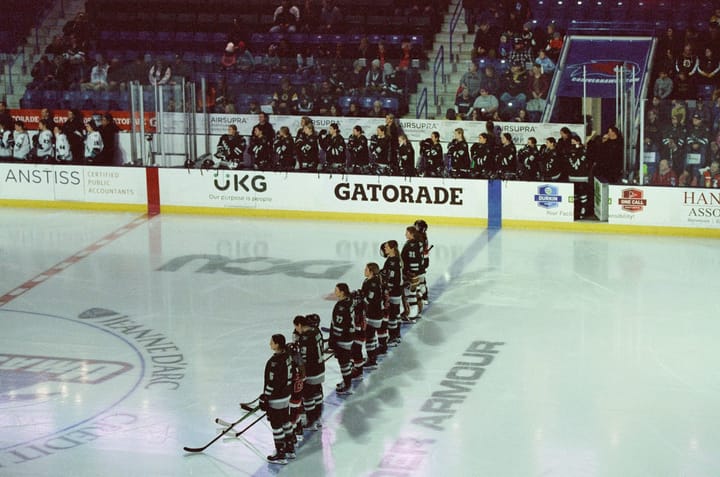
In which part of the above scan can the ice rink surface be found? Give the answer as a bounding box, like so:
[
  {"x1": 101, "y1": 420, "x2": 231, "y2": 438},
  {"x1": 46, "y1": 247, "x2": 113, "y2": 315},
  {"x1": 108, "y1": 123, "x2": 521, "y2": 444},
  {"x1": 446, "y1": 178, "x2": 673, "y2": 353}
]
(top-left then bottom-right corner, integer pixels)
[{"x1": 1, "y1": 207, "x2": 719, "y2": 477}]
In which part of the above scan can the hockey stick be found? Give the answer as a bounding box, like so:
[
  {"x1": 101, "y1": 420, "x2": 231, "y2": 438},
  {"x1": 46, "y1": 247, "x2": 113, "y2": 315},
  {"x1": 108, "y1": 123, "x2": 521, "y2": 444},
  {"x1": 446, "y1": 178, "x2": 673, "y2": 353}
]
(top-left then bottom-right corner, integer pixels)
[
  {"x1": 182, "y1": 406, "x2": 260, "y2": 453},
  {"x1": 239, "y1": 396, "x2": 260, "y2": 408},
  {"x1": 234, "y1": 412, "x2": 267, "y2": 438}
]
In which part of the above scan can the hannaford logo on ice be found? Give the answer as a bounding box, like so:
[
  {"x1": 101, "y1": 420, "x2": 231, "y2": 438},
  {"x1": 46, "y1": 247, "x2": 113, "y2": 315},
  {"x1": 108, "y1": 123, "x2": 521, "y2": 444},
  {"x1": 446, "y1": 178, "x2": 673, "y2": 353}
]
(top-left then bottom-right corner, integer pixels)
[
  {"x1": 534, "y1": 184, "x2": 562, "y2": 209},
  {"x1": 0, "y1": 308, "x2": 187, "y2": 467},
  {"x1": 618, "y1": 188, "x2": 647, "y2": 213}
]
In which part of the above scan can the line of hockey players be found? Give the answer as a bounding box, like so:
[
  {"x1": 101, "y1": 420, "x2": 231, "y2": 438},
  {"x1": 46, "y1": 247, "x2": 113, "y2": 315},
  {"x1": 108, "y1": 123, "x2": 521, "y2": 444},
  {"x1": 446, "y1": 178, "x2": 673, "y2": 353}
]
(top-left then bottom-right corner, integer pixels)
[
  {"x1": 0, "y1": 115, "x2": 111, "y2": 164},
  {"x1": 257, "y1": 219, "x2": 431, "y2": 465}
]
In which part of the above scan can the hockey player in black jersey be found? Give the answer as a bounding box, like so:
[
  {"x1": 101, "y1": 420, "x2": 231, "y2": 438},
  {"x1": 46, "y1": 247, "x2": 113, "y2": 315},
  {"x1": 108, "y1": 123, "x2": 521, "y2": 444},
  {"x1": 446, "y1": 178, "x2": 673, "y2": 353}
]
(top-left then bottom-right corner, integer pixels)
[
  {"x1": 294, "y1": 314, "x2": 325, "y2": 431},
  {"x1": 215, "y1": 124, "x2": 247, "y2": 169},
  {"x1": 401, "y1": 226, "x2": 424, "y2": 320},
  {"x1": 470, "y1": 132, "x2": 496, "y2": 178},
  {"x1": 361, "y1": 263, "x2": 383, "y2": 368},
  {"x1": 497, "y1": 132, "x2": 518, "y2": 179},
  {"x1": 538, "y1": 137, "x2": 563, "y2": 181},
  {"x1": 414, "y1": 219, "x2": 430, "y2": 306},
  {"x1": 567, "y1": 134, "x2": 592, "y2": 219},
  {"x1": 274, "y1": 126, "x2": 296, "y2": 172},
  {"x1": 295, "y1": 123, "x2": 320, "y2": 172},
  {"x1": 419, "y1": 132, "x2": 444, "y2": 177},
  {"x1": 261, "y1": 334, "x2": 293, "y2": 464},
  {"x1": 380, "y1": 240, "x2": 403, "y2": 346},
  {"x1": 288, "y1": 324, "x2": 306, "y2": 445},
  {"x1": 347, "y1": 126, "x2": 370, "y2": 174},
  {"x1": 370, "y1": 125, "x2": 392, "y2": 175},
  {"x1": 330, "y1": 283, "x2": 355, "y2": 395},
  {"x1": 319, "y1": 123, "x2": 346, "y2": 174},
  {"x1": 517, "y1": 137, "x2": 540, "y2": 181},
  {"x1": 447, "y1": 128, "x2": 471, "y2": 177},
  {"x1": 397, "y1": 134, "x2": 415, "y2": 176},
  {"x1": 250, "y1": 125, "x2": 273, "y2": 170}
]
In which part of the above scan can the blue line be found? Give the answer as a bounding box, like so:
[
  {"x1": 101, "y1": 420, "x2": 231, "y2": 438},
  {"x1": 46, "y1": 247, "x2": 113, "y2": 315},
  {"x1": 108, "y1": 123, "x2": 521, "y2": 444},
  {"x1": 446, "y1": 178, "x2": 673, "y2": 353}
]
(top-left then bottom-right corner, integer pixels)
[
  {"x1": 0, "y1": 309, "x2": 146, "y2": 452},
  {"x1": 488, "y1": 179, "x2": 502, "y2": 229}
]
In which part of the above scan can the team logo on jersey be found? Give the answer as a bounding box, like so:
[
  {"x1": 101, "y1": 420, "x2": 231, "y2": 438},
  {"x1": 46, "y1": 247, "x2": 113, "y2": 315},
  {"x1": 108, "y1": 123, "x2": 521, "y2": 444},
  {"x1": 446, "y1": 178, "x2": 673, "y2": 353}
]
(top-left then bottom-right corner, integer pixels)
[
  {"x1": 534, "y1": 184, "x2": 562, "y2": 209},
  {"x1": 618, "y1": 188, "x2": 647, "y2": 213}
]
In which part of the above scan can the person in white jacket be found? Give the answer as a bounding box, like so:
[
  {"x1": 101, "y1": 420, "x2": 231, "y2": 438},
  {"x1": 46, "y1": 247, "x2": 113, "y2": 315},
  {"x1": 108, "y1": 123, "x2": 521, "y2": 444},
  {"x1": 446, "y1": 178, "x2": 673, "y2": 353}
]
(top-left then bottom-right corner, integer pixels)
[
  {"x1": 84, "y1": 120, "x2": 104, "y2": 164},
  {"x1": 0, "y1": 120, "x2": 13, "y2": 160},
  {"x1": 54, "y1": 125, "x2": 72, "y2": 163},
  {"x1": 12, "y1": 121, "x2": 31, "y2": 161}
]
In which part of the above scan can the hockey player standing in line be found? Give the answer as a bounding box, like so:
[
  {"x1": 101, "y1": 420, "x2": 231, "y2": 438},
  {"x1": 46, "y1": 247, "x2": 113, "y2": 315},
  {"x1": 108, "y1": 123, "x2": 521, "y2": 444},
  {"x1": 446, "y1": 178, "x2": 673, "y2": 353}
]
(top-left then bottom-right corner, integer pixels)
[
  {"x1": 347, "y1": 126, "x2": 370, "y2": 174},
  {"x1": 370, "y1": 125, "x2": 392, "y2": 174},
  {"x1": 250, "y1": 125, "x2": 273, "y2": 170},
  {"x1": 539, "y1": 137, "x2": 562, "y2": 181},
  {"x1": 361, "y1": 263, "x2": 383, "y2": 368},
  {"x1": 0, "y1": 119, "x2": 13, "y2": 161},
  {"x1": 295, "y1": 122, "x2": 320, "y2": 171},
  {"x1": 294, "y1": 314, "x2": 326, "y2": 431},
  {"x1": 260, "y1": 334, "x2": 293, "y2": 464},
  {"x1": 288, "y1": 321, "x2": 306, "y2": 445},
  {"x1": 497, "y1": 132, "x2": 518, "y2": 179},
  {"x1": 517, "y1": 136, "x2": 540, "y2": 180},
  {"x1": 12, "y1": 121, "x2": 31, "y2": 161},
  {"x1": 274, "y1": 126, "x2": 296, "y2": 171},
  {"x1": 567, "y1": 134, "x2": 592, "y2": 219},
  {"x1": 54, "y1": 125, "x2": 72, "y2": 162},
  {"x1": 83, "y1": 120, "x2": 104, "y2": 165},
  {"x1": 319, "y1": 123, "x2": 346, "y2": 173},
  {"x1": 419, "y1": 131, "x2": 444, "y2": 177},
  {"x1": 330, "y1": 283, "x2": 354, "y2": 395},
  {"x1": 414, "y1": 220, "x2": 430, "y2": 306},
  {"x1": 470, "y1": 132, "x2": 495, "y2": 178},
  {"x1": 380, "y1": 240, "x2": 403, "y2": 346},
  {"x1": 215, "y1": 124, "x2": 247, "y2": 169},
  {"x1": 401, "y1": 226, "x2": 424, "y2": 320},
  {"x1": 397, "y1": 134, "x2": 415, "y2": 176},
  {"x1": 34, "y1": 119, "x2": 55, "y2": 163},
  {"x1": 447, "y1": 128, "x2": 471, "y2": 177}
]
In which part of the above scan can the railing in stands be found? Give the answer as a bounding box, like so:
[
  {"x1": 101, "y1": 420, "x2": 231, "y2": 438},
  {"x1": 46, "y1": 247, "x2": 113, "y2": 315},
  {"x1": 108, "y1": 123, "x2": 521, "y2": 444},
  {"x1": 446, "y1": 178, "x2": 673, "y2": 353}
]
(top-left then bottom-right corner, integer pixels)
[
  {"x1": 449, "y1": 0, "x2": 464, "y2": 62},
  {"x1": 416, "y1": 87, "x2": 428, "y2": 119},
  {"x1": 433, "y1": 45, "x2": 445, "y2": 110}
]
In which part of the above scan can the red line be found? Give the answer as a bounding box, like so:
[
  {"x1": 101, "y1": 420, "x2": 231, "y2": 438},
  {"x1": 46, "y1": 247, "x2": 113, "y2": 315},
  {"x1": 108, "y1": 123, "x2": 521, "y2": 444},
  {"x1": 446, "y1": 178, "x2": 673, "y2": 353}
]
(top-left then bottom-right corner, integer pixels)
[
  {"x1": 0, "y1": 215, "x2": 151, "y2": 307},
  {"x1": 146, "y1": 168, "x2": 160, "y2": 216}
]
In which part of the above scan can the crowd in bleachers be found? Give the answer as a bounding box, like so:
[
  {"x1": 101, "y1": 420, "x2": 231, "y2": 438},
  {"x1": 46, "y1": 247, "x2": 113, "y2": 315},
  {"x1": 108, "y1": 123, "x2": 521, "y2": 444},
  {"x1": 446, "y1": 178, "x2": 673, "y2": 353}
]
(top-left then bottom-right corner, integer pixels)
[{"x1": 644, "y1": 7, "x2": 720, "y2": 187}]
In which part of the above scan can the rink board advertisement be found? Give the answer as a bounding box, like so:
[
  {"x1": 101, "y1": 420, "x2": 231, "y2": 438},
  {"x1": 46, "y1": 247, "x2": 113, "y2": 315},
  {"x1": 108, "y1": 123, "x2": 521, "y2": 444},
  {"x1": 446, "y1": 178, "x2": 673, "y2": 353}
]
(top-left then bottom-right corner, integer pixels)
[
  {"x1": 0, "y1": 164, "x2": 147, "y2": 205},
  {"x1": 158, "y1": 169, "x2": 488, "y2": 220},
  {"x1": 501, "y1": 181, "x2": 575, "y2": 223},
  {"x1": 608, "y1": 185, "x2": 720, "y2": 228}
]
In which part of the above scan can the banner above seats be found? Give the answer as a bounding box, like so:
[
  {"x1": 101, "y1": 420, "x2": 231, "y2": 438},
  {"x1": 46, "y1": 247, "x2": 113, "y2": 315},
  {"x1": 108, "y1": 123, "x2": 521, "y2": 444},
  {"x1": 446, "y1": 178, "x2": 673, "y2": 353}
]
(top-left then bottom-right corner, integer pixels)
[{"x1": 557, "y1": 36, "x2": 655, "y2": 98}]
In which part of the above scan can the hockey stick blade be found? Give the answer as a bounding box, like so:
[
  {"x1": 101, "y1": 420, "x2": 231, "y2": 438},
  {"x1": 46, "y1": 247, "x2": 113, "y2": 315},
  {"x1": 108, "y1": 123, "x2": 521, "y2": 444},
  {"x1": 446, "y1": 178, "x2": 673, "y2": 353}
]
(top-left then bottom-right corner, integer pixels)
[
  {"x1": 234, "y1": 413, "x2": 267, "y2": 438},
  {"x1": 215, "y1": 418, "x2": 233, "y2": 428},
  {"x1": 239, "y1": 396, "x2": 260, "y2": 408},
  {"x1": 182, "y1": 406, "x2": 260, "y2": 453},
  {"x1": 240, "y1": 403, "x2": 255, "y2": 412}
]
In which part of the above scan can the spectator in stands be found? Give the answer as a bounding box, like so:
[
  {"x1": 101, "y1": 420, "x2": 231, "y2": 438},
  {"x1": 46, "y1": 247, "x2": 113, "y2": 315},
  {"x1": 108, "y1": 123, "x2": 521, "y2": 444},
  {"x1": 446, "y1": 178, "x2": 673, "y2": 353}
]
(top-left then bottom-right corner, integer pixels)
[
  {"x1": 675, "y1": 44, "x2": 699, "y2": 79},
  {"x1": 472, "y1": 20, "x2": 498, "y2": 60},
  {"x1": 657, "y1": 27, "x2": 680, "y2": 58},
  {"x1": 534, "y1": 49, "x2": 555, "y2": 74},
  {"x1": 470, "y1": 87, "x2": 499, "y2": 120},
  {"x1": 45, "y1": 35, "x2": 66, "y2": 56},
  {"x1": 509, "y1": 36, "x2": 533, "y2": 67},
  {"x1": 235, "y1": 42, "x2": 255, "y2": 72},
  {"x1": 270, "y1": 0, "x2": 300, "y2": 33},
  {"x1": 645, "y1": 108, "x2": 662, "y2": 145},
  {"x1": 398, "y1": 40, "x2": 413, "y2": 71},
  {"x1": 319, "y1": 0, "x2": 343, "y2": 33},
  {"x1": 500, "y1": 62, "x2": 527, "y2": 118},
  {"x1": 496, "y1": 33, "x2": 512, "y2": 61},
  {"x1": 63, "y1": 13, "x2": 91, "y2": 49},
  {"x1": 347, "y1": 102, "x2": 361, "y2": 117},
  {"x1": 459, "y1": 63, "x2": 483, "y2": 99},
  {"x1": 689, "y1": 98, "x2": 712, "y2": 127},
  {"x1": 0, "y1": 102, "x2": 10, "y2": 130},
  {"x1": 107, "y1": 58, "x2": 127, "y2": 91},
  {"x1": 463, "y1": 0, "x2": 481, "y2": 33},
  {"x1": 368, "y1": 100, "x2": 385, "y2": 118},
  {"x1": 273, "y1": 77, "x2": 299, "y2": 115},
  {"x1": 298, "y1": 0, "x2": 320, "y2": 33},
  {"x1": 171, "y1": 54, "x2": 193, "y2": 84},
  {"x1": 653, "y1": 70, "x2": 673, "y2": 100},
  {"x1": 262, "y1": 44, "x2": 282, "y2": 72},
  {"x1": 62, "y1": 36, "x2": 87, "y2": 88},
  {"x1": 480, "y1": 64, "x2": 500, "y2": 96},
  {"x1": 356, "y1": 37, "x2": 374, "y2": 62},
  {"x1": 82, "y1": 54, "x2": 109, "y2": 91},
  {"x1": 98, "y1": 113, "x2": 119, "y2": 166},
  {"x1": 366, "y1": 59, "x2": 385, "y2": 93},
  {"x1": 347, "y1": 60, "x2": 366, "y2": 95},
  {"x1": 697, "y1": 47, "x2": 720, "y2": 86},
  {"x1": 445, "y1": 108, "x2": 457, "y2": 120},
  {"x1": 296, "y1": 86, "x2": 315, "y2": 114},
  {"x1": 314, "y1": 80, "x2": 337, "y2": 115},
  {"x1": 674, "y1": 71, "x2": 696, "y2": 100},
  {"x1": 526, "y1": 64, "x2": 549, "y2": 120},
  {"x1": 700, "y1": 158, "x2": 720, "y2": 188},
  {"x1": 650, "y1": 158, "x2": 678, "y2": 186},
  {"x1": 328, "y1": 63, "x2": 346, "y2": 95},
  {"x1": 127, "y1": 54, "x2": 150, "y2": 85},
  {"x1": 545, "y1": 31, "x2": 563, "y2": 61},
  {"x1": 682, "y1": 113, "x2": 710, "y2": 180},
  {"x1": 29, "y1": 56, "x2": 56, "y2": 90},
  {"x1": 148, "y1": 59, "x2": 172, "y2": 86}
]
